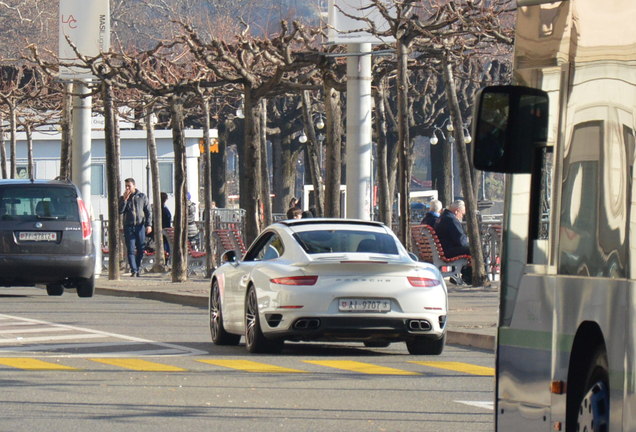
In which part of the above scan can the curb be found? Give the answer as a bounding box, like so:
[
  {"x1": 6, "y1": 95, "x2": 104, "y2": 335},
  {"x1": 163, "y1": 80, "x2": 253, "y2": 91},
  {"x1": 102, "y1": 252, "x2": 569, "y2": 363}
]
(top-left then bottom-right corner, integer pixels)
[
  {"x1": 96, "y1": 287, "x2": 208, "y2": 308},
  {"x1": 447, "y1": 330, "x2": 495, "y2": 352},
  {"x1": 95, "y1": 286, "x2": 495, "y2": 352}
]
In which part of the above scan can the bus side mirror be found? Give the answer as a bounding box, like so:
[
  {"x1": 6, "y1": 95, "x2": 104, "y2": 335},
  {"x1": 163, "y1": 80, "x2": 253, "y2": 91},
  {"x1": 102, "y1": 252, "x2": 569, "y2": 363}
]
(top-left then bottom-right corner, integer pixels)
[{"x1": 472, "y1": 85, "x2": 549, "y2": 174}]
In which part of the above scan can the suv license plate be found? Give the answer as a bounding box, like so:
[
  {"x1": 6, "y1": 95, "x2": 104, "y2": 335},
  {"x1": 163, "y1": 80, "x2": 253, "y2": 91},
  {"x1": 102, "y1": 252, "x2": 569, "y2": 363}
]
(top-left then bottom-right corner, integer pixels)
[
  {"x1": 19, "y1": 231, "x2": 57, "y2": 242},
  {"x1": 339, "y1": 298, "x2": 391, "y2": 313}
]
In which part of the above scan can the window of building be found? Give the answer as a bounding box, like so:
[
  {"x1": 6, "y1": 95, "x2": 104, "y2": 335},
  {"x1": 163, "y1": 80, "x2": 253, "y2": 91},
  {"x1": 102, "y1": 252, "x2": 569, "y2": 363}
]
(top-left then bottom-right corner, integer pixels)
[
  {"x1": 91, "y1": 164, "x2": 105, "y2": 196},
  {"x1": 159, "y1": 162, "x2": 173, "y2": 194}
]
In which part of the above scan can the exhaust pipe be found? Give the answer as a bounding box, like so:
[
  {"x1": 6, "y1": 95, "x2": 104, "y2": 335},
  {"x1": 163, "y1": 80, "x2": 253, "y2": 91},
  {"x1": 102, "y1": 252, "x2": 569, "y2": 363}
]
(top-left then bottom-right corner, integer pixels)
[
  {"x1": 408, "y1": 319, "x2": 432, "y2": 331},
  {"x1": 293, "y1": 318, "x2": 321, "y2": 330}
]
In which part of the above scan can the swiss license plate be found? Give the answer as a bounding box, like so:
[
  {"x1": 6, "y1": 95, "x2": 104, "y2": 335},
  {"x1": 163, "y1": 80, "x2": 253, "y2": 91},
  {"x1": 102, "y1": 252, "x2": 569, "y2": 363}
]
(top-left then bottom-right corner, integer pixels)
[
  {"x1": 339, "y1": 298, "x2": 391, "y2": 313},
  {"x1": 19, "y1": 231, "x2": 57, "y2": 242}
]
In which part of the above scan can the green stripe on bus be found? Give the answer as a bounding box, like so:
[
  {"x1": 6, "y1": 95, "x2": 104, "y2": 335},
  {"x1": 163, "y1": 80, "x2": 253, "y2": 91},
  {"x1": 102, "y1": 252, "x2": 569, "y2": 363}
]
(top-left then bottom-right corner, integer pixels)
[{"x1": 499, "y1": 328, "x2": 574, "y2": 352}]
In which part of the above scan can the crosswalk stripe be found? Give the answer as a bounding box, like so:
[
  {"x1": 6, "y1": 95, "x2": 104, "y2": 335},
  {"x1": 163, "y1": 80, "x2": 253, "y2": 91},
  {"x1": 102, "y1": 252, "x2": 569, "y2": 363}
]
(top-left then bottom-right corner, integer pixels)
[
  {"x1": 304, "y1": 360, "x2": 419, "y2": 375},
  {"x1": 0, "y1": 357, "x2": 77, "y2": 370},
  {"x1": 90, "y1": 358, "x2": 187, "y2": 372},
  {"x1": 0, "y1": 334, "x2": 106, "y2": 344},
  {"x1": 198, "y1": 359, "x2": 305, "y2": 373},
  {"x1": 409, "y1": 361, "x2": 494, "y2": 376}
]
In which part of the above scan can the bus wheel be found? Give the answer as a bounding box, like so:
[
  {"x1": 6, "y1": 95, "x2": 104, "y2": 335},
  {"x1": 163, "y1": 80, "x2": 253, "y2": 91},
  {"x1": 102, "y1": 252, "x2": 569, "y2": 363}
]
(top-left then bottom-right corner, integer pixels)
[{"x1": 576, "y1": 350, "x2": 609, "y2": 432}]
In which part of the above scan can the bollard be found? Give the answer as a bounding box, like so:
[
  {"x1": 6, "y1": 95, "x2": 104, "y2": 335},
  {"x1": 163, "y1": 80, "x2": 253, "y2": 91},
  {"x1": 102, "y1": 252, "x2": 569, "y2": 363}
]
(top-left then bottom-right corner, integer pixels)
[{"x1": 92, "y1": 220, "x2": 102, "y2": 279}]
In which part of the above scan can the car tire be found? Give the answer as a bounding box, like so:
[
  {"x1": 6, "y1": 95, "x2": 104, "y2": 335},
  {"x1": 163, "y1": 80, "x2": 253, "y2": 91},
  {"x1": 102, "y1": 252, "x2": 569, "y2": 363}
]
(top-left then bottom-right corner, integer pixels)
[
  {"x1": 406, "y1": 334, "x2": 445, "y2": 355},
  {"x1": 244, "y1": 286, "x2": 283, "y2": 354},
  {"x1": 209, "y1": 279, "x2": 240, "y2": 345},
  {"x1": 76, "y1": 275, "x2": 95, "y2": 298},
  {"x1": 571, "y1": 348, "x2": 609, "y2": 432},
  {"x1": 46, "y1": 283, "x2": 64, "y2": 296},
  {"x1": 364, "y1": 340, "x2": 391, "y2": 348}
]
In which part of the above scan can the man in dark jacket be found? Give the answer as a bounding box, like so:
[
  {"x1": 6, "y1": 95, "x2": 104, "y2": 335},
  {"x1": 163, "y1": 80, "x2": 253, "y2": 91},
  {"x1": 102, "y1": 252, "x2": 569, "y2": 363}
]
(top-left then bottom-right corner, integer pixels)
[
  {"x1": 435, "y1": 200, "x2": 471, "y2": 284},
  {"x1": 119, "y1": 178, "x2": 152, "y2": 277}
]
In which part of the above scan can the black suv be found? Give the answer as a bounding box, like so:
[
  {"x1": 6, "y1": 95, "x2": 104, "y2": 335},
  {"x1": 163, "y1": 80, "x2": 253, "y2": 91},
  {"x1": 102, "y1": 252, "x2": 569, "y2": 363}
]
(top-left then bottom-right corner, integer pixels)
[{"x1": 0, "y1": 179, "x2": 95, "y2": 297}]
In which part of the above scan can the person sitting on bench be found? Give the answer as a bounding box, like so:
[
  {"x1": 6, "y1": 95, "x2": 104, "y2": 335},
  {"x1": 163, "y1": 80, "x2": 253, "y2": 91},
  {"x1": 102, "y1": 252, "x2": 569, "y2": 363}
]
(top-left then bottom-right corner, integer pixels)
[
  {"x1": 435, "y1": 200, "x2": 472, "y2": 285},
  {"x1": 421, "y1": 199, "x2": 443, "y2": 227}
]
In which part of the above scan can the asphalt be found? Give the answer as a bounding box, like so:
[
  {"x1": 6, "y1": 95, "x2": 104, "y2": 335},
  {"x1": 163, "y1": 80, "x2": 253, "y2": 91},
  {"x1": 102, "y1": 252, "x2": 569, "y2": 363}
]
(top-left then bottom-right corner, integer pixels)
[{"x1": 94, "y1": 271, "x2": 499, "y2": 351}]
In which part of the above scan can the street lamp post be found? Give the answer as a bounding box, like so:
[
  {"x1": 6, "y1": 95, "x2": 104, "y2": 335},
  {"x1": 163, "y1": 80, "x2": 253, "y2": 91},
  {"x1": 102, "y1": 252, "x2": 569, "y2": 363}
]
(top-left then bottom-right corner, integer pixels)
[{"x1": 429, "y1": 118, "x2": 472, "y2": 202}]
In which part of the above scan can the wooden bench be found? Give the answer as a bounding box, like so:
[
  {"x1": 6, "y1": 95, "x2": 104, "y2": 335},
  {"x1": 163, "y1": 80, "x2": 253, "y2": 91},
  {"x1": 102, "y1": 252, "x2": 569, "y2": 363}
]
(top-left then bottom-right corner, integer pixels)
[{"x1": 410, "y1": 224, "x2": 471, "y2": 282}]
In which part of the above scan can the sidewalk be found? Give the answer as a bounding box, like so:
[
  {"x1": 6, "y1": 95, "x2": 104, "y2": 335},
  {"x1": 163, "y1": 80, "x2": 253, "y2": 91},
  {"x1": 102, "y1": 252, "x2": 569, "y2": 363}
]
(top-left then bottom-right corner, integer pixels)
[{"x1": 94, "y1": 271, "x2": 498, "y2": 351}]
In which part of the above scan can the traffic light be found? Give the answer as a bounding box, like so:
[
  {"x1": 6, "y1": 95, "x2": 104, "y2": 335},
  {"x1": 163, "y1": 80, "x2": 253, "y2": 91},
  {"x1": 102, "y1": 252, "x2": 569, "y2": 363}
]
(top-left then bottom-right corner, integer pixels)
[{"x1": 199, "y1": 138, "x2": 219, "y2": 153}]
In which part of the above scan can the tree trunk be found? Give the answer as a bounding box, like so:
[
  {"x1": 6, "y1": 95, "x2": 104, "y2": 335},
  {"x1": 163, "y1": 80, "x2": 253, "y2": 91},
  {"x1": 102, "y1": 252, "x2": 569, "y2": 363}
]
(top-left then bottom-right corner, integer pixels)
[
  {"x1": 102, "y1": 81, "x2": 122, "y2": 280},
  {"x1": 169, "y1": 96, "x2": 188, "y2": 282},
  {"x1": 201, "y1": 97, "x2": 217, "y2": 276},
  {"x1": 59, "y1": 83, "x2": 73, "y2": 180},
  {"x1": 259, "y1": 98, "x2": 272, "y2": 227},
  {"x1": 272, "y1": 133, "x2": 301, "y2": 215},
  {"x1": 397, "y1": 40, "x2": 411, "y2": 248},
  {"x1": 0, "y1": 113, "x2": 6, "y2": 179},
  {"x1": 431, "y1": 136, "x2": 452, "y2": 207},
  {"x1": 241, "y1": 88, "x2": 262, "y2": 246},
  {"x1": 9, "y1": 103, "x2": 17, "y2": 179},
  {"x1": 301, "y1": 90, "x2": 324, "y2": 217},
  {"x1": 442, "y1": 55, "x2": 489, "y2": 287},
  {"x1": 26, "y1": 125, "x2": 33, "y2": 179},
  {"x1": 375, "y1": 78, "x2": 391, "y2": 226},
  {"x1": 145, "y1": 102, "x2": 166, "y2": 273},
  {"x1": 323, "y1": 84, "x2": 342, "y2": 218}
]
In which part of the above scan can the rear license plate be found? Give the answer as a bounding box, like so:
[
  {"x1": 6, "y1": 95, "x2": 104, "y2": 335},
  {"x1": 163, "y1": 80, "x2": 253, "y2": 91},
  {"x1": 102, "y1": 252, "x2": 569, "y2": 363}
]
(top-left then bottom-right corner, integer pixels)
[
  {"x1": 19, "y1": 231, "x2": 57, "y2": 242},
  {"x1": 339, "y1": 298, "x2": 391, "y2": 313}
]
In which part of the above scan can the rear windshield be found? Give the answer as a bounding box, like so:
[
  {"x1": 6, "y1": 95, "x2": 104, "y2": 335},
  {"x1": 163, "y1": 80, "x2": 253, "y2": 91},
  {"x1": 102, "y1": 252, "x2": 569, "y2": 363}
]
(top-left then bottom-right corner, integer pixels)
[
  {"x1": 0, "y1": 186, "x2": 79, "y2": 221},
  {"x1": 293, "y1": 229, "x2": 399, "y2": 255}
]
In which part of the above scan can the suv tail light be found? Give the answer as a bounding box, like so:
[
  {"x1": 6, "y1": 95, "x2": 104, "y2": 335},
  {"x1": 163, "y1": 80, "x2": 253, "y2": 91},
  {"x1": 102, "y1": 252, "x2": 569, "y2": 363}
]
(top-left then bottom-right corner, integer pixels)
[{"x1": 77, "y1": 198, "x2": 92, "y2": 240}]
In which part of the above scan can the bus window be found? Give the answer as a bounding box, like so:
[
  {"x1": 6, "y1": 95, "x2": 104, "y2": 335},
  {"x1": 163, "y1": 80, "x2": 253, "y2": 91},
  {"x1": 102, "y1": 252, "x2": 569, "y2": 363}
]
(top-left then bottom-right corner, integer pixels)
[{"x1": 558, "y1": 121, "x2": 602, "y2": 276}]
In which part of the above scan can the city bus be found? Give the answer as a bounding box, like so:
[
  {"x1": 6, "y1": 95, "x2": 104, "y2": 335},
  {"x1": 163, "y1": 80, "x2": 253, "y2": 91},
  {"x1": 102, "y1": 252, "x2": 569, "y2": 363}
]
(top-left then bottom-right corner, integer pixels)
[{"x1": 471, "y1": 0, "x2": 636, "y2": 430}]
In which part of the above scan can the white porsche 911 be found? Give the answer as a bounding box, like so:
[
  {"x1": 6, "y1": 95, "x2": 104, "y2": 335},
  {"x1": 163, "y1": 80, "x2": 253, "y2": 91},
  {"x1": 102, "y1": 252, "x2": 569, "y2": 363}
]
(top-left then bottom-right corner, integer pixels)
[{"x1": 209, "y1": 219, "x2": 447, "y2": 354}]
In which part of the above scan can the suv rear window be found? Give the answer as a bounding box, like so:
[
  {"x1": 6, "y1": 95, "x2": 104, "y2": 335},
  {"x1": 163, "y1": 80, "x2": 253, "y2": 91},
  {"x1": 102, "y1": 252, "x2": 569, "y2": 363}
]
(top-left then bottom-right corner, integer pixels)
[{"x1": 0, "y1": 186, "x2": 79, "y2": 222}]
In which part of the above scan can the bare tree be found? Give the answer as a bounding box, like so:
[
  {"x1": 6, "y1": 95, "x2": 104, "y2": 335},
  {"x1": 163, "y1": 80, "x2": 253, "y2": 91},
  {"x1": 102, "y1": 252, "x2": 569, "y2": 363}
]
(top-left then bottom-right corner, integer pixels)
[{"x1": 184, "y1": 20, "x2": 323, "y2": 244}]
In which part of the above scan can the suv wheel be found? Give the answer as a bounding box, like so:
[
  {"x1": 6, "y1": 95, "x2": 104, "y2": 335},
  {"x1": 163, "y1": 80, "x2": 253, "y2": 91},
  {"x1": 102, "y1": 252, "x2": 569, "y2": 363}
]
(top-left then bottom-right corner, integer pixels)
[
  {"x1": 46, "y1": 283, "x2": 64, "y2": 296},
  {"x1": 76, "y1": 276, "x2": 95, "y2": 298}
]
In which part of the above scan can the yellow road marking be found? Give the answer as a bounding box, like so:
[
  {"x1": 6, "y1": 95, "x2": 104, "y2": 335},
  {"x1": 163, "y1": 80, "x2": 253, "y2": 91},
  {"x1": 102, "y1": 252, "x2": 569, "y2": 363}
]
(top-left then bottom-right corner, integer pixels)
[
  {"x1": 90, "y1": 358, "x2": 187, "y2": 372},
  {"x1": 304, "y1": 360, "x2": 419, "y2": 375},
  {"x1": 198, "y1": 359, "x2": 305, "y2": 373},
  {"x1": 0, "y1": 358, "x2": 77, "y2": 370},
  {"x1": 409, "y1": 361, "x2": 494, "y2": 376}
]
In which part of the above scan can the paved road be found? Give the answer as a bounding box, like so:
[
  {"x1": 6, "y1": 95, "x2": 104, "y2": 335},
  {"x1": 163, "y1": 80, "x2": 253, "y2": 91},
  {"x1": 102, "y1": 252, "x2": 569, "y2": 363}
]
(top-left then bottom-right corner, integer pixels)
[
  {"x1": 94, "y1": 271, "x2": 500, "y2": 351},
  {"x1": 0, "y1": 287, "x2": 494, "y2": 432}
]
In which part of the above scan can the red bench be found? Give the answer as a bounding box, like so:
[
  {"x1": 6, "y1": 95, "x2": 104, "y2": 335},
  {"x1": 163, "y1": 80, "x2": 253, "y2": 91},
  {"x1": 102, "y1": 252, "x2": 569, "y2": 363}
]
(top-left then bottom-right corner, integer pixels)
[
  {"x1": 410, "y1": 224, "x2": 471, "y2": 281},
  {"x1": 213, "y1": 228, "x2": 246, "y2": 256}
]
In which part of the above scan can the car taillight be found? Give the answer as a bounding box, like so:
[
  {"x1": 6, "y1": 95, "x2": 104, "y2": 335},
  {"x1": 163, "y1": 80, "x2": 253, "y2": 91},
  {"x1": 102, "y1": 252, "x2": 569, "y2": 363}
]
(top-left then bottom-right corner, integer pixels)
[
  {"x1": 77, "y1": 198, "x2": 92, "y2": 240},
  {"x1": 407, "y1": 277, "x2": 440, "y2": 287},
  {"x1": 270, "y1": 276, "x2": 318, "y2": 286}
]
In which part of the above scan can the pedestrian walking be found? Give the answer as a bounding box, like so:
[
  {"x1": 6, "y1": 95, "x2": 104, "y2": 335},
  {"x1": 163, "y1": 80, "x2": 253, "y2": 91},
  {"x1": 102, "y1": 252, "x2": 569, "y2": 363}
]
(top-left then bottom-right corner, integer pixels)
[{"x1": 119, "y1": 178, "x2": 152, "y2": 277}]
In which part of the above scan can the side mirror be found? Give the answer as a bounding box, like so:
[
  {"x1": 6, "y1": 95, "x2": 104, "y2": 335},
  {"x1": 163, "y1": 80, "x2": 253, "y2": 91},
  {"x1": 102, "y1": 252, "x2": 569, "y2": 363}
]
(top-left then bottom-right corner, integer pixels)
[
  {"x1": 472, "y1": 85, "x2": 549, "y2": 174},
  {"x1": 221, "y1": 250, "x2": 238, "y2": 264},
  {"x1": 408, "y1": 252, "x2": 419, "y2": 262}
]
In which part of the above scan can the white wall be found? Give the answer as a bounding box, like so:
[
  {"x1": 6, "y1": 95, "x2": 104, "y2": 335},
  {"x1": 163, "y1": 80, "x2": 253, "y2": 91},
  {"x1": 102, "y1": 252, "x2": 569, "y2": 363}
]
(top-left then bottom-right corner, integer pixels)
[{"x1": 5, "y1": 128, "x2": 217, "y2": 222}]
